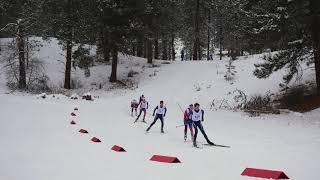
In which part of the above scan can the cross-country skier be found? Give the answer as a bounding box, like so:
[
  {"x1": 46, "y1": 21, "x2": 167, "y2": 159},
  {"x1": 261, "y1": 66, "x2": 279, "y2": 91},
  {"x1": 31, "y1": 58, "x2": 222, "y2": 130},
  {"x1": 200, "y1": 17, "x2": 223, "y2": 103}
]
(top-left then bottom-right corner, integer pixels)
[
  {"x1": 131, "y1": 99, "x2": 139, "y2": 116},
  {"x1": 135, "y1": 98, "x2": 148, "y2": 123},
  {"x1": 146, "y1": 101, "x2": 167, "y2": 133},
  {"x1": 184, "y1": 104, "x2": 194, "y2": 141},
  {"x1": 191, "y1": 103, "x2": 215, "y2": 147}
]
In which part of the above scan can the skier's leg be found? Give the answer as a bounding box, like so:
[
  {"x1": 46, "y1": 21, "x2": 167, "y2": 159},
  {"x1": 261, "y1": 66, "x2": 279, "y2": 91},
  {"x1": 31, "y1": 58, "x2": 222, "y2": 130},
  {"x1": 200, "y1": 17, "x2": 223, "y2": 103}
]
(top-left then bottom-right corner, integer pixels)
[
  {"x1": 146, "y1": 116, "x2": 158, "y2": 131},
  {"x1": 135, "y1": 109, "x2": 142, "y2": 121},
  {"x1": 184, "y1": 121, "x2": 188, "y2": 140},
  {"x1": 189, "y1": 122, "x2": 194, "y2": 137},
  {"x1": 131, "y1": 107, "x2": 134, "y2": 116},
  {"x1": 193, "y1": 122, "x2": 199, "y2": 146},
  {"x1": 160, "y1": 116, "x2": 164, "y2": 133},
  {"x1": 143, "y1": 109, "x2": 146, "y2": 121},
  {"x1": 198, "y1": 122, "x2": 214, "y2": 145}
]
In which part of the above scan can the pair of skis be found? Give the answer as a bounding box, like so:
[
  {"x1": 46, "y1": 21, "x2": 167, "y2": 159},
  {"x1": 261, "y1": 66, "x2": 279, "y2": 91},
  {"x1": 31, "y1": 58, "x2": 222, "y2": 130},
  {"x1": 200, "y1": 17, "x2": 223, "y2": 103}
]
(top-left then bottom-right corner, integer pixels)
[
  {"x1": 193, "y1": 143, "x2": 230, "y2": 149},
  {"x1": 185, "y1": 138, "x2": 230, "y2": 148}
]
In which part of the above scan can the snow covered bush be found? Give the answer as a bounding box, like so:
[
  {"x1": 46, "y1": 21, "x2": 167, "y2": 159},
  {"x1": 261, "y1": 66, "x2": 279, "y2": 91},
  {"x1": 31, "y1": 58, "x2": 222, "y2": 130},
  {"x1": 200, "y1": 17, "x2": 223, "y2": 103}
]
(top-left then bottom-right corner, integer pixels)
[
  {"x1": 26, "y1": 75, "x2": 52, "y2": 94},
  {"x1": 70, "y1": 78, "x2": 83, "y2": 89},
  {"x1": 2, "y1": 39, "x2": 50, "y2": 93},
  {"x1": 127, "y1": 69, "x2": 139, "y2": 77},
  {"x1": 243, "y1": 92, "x2": 279, "y2": 117},
  {"x1": 193, "y1": 83, "x2": 201, "y2": 92},
  {"x1": 224, "y1": 59, "x2": 236, "y2": 82}
]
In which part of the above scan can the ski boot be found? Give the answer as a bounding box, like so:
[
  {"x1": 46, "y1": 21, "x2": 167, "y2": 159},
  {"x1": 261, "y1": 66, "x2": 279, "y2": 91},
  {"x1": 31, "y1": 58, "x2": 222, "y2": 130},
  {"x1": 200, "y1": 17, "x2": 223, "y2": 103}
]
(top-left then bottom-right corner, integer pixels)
[
  {"x1": 184, "y1": 134, "x2": 187, "y2": 141},
  {"x1": 161, "y1": 129, "x2": 165, "y2": 133},
  {"x1": 193, "y1": 140, "x2": 198, "y2": 147}
]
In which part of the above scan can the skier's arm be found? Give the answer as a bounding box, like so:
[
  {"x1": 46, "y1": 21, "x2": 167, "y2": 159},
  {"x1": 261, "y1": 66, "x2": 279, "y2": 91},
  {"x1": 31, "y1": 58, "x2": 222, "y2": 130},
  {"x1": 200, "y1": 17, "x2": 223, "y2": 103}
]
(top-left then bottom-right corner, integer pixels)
[
  {"x1": 153, "y1": 106, "x2": 158, "y2": 116},
  {"x1": 201, "y1": 109, "x2": 204, "y2": 121},
  {"x1": 164, "y1": 107, "x2": 167, "y2": 117}
]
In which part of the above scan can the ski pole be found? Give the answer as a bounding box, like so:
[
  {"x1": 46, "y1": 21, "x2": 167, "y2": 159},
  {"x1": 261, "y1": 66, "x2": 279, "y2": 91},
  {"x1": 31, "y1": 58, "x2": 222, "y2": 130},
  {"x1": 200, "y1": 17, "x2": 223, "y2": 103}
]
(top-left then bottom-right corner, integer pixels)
[{"x1": 176, "y1": 102, "x2": 184, "y2": 113}]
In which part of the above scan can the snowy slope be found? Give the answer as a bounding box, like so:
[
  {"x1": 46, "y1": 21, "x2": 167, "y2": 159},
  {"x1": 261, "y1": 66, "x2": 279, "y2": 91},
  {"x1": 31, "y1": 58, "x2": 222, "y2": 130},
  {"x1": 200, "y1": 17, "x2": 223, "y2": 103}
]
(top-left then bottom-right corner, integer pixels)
[
  {"x1": 0, "y1": 38, "x2": 320, "y2": 180},
  {"x1": 0, "y1": 37, "x2": 166, "y2": 95}
]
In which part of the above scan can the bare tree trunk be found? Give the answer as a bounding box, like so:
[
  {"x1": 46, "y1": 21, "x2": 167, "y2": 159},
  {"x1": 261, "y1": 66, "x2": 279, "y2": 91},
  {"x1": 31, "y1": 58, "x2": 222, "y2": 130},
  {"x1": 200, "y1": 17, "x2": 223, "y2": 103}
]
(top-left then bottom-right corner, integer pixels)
[
  {"x1": 143, "y1": 40, "x2": 147, "y2": 58},
  {"x1": 147, "y1": 39, "x2": 153, "y2": 64},
  {"x1": 193, "y1": 42, "x2": 198, "y2": 60},
  {"x1": 198, "y1": 44, "x2": 202, "y2": 60},
  {"x1": 162, "y1": 37, "x2": 168, "y2": 60},
  {"x1": 207, "y1": 9, "x2": 210, "y2": 60},
  {"x1": 64, "y1": 36, "x2": 72, "y2": 89},
  {"x1": 137, "y1": 37, "x2": 143, "y2": 57},
  {"x1": 132, "y1": 43, "x2": 136, "y2": 56},
  {"x1": 102, "y1": 28, "x2": 110, "y2": 62},
  {"x1": 110, "y1": 44, "x2": 118, "y2": 82},
  {"x1": 26, "y1": 36, "x2": 29, "y2": 69},
  {"x1": 218, "y1": 8, "x2": 223, "y2": 61},
  {"x1": 168, "y1": 41, "x2": 172, "y2": 60},
  {"x1": 64, "y1": 0, "x2": 73, "y2": 89},
  {"x1": 17, "y1": 22, "x2": 26, "y2": 89},
  {"x1": 154, "y1": 39, "x2": 159, "y2": 59},
  {"x1": 193, "y1": 0, "x2": 200, "y2": 60},
  {"x1": 309, "y1": 0, "x2": 320, "y2": 95},
  {"x1": 171, "y1": 34, "x2": 175, "y2": 61}
]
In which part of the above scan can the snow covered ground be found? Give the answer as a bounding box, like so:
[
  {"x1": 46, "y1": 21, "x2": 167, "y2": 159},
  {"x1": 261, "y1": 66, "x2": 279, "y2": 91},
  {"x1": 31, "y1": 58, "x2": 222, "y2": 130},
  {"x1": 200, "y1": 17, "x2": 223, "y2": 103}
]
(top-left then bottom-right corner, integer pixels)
[{"x1": 0, "y1": 39, "x2": 320, "y2": 180}]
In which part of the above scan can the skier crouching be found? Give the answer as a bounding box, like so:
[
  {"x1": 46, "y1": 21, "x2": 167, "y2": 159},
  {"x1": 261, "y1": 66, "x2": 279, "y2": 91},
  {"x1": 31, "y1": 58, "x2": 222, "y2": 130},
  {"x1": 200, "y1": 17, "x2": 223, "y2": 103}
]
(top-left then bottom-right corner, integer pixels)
[
  {"x1": 191, "y1": 103, "x2": 215, "y2": 147},
  {"x1": 146, "y1": 101, "x2": 167, "y2": 133},
  {"x1": 184, "y1": 104, "x2": 194, "y2": 141}
]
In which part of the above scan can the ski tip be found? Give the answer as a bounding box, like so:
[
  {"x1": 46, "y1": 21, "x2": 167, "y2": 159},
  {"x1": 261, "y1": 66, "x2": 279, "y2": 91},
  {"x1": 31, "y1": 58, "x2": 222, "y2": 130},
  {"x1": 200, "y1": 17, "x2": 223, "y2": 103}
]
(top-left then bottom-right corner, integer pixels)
[{"x1": 203, "y1": 144, "x2": 231, "y2": 148}]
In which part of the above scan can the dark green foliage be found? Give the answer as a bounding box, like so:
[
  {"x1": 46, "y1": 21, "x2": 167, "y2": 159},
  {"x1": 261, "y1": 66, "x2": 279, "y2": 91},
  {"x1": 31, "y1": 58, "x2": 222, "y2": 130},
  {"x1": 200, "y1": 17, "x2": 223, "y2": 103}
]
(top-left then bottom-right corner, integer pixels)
[{"x1": 72, "y1": 46, "x2": 93, "y2": 77}]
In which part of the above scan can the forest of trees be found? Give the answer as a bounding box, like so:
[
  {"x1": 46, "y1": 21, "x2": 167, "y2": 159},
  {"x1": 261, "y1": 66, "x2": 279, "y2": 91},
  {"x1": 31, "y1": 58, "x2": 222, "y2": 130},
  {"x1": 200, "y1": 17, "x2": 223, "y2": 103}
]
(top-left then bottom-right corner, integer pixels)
[{"x1": 0, "y1": 0, "x2": 320, "y2": 95}]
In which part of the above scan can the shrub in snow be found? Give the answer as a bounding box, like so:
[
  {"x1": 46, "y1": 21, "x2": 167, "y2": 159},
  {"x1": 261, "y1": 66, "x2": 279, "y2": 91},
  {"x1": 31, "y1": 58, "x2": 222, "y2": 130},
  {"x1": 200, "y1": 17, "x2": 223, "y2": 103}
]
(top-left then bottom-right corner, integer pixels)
[
  {"x1": 70, "y1": 93, "x2": 79, "y2": 100},
  {"x1": 36, "y1": 93, "x2": 47, "y2": 99},
  {"x1": 276, "y1": 83, "x2": 320, "y2": 112},
  {"x1": 27, "y1": 75, "x2": 52, "y2": 94},
  {"x1": 224, "y1": 59, "x2": 236, "y2": 82},
  {"x1": 149, "y1": 71, "x2": 157, "y2": 77},
  {"x1": 149, "y1": 64, "x2": 160, "y2": 68},
  {"x1": 128, "y1": 69, "x2": 139, "y2": 77},
  {"x1": 161, "y1": 61, "x2": 171, "y2": 64},
  {"x1": 210, "y1": 89, "x2": 279, "y2": 116},
  {"x1": 82, "y1": 92, "x2": 93, "y2": 101},
  {"x1": 70, "y1": 78, "x2": 83, "y2": 89},
  {"x1": 1, "y1": 38, "x2": 50, "y2": 92},
  {"x1": 243, "y1": 92, "x2": 279, "y2": 116}
]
